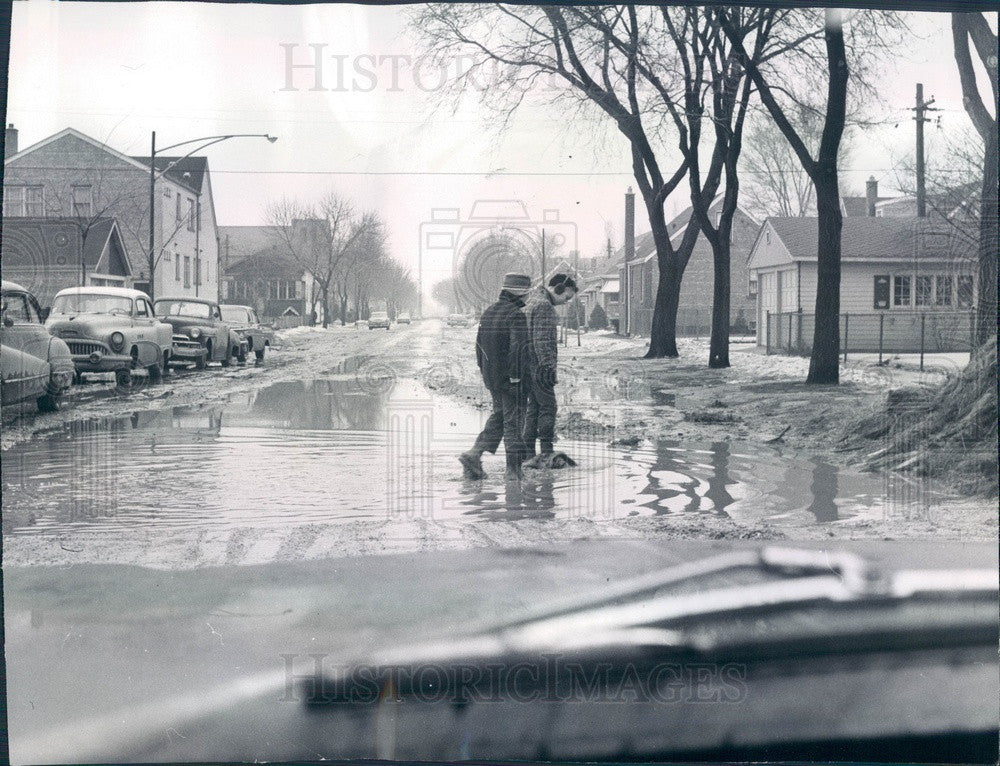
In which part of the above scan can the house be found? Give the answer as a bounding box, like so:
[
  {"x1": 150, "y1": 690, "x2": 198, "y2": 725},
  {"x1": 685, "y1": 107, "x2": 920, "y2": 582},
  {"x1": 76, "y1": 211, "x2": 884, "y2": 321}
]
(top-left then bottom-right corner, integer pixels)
[
  {"x1": 747, "y1": 215, "x2": 976, "y2": 353},
  {"x1": 0, "y1": 217, "x2": 132, "y2": 304},
  {"x1": 2, "y1": 125, "x2": 220, "y2": 300},
  {"x1": 218, "y1": 223, "x2": 315, "y2": 322},
  {"x1": 615, "y1": 196, "x2": 760, "y2": 336},
  {"x1": 578, "y1": 273, "x2": 621, "y2": 329}
]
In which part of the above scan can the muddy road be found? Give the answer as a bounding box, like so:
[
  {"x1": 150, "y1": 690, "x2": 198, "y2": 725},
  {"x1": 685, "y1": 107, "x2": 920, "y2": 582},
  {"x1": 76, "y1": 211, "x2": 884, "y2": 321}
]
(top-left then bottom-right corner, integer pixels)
[{"x1": 3, "y1": 320, "x2": 994, "y2": 569}]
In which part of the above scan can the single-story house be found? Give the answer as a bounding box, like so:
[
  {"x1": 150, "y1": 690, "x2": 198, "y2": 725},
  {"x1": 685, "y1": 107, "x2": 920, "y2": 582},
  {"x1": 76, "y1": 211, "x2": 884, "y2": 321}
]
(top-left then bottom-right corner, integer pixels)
[
  {"x1": 0, "y1": 217, "x2": 133, "y2": 305},
  {"x1": 748, "y1": 216, "x2": 977, "y2": 354}
]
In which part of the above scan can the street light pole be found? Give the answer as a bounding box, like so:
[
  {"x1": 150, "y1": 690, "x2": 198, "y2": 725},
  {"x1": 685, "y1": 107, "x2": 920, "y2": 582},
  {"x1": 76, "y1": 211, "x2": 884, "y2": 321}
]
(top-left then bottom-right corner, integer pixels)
[{"x1": 146, "y1": 132, "x2": 277, "y2": 301}]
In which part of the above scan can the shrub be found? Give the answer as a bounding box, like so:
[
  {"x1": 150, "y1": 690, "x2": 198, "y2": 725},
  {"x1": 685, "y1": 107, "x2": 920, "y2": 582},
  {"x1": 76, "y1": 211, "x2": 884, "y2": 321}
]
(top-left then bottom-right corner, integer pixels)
[{"x1": 589, "y1": 303, "x2": 608, "y2": 330}]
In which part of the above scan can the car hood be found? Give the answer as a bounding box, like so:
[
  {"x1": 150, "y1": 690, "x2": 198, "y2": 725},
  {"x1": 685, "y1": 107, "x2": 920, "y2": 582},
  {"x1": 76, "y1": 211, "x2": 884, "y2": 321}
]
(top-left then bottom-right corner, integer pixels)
[
  {"x1": 159, "y1": 316, "x2": 214, "y2": 330},
  {"x1": 47, "y1": 315, "x2": 129, "y2": 336}
]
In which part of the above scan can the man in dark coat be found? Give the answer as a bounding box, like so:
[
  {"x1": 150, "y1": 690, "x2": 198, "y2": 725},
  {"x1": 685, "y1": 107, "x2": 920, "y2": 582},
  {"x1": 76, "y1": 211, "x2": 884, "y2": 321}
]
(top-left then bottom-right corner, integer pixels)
[{"x1": 459, "y1": 273, "x2": 532, "y2": 479}]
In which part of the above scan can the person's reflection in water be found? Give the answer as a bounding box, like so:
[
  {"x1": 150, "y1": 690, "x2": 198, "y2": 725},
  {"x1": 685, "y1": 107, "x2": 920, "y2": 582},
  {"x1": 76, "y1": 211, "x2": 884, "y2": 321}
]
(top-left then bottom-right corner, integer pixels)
[
  {"x1": 705, "y1": 442, "x2": 736, "y2": 516},
  {"x1": 807, "y1": 459, "x2": 839, "y2": 522}
]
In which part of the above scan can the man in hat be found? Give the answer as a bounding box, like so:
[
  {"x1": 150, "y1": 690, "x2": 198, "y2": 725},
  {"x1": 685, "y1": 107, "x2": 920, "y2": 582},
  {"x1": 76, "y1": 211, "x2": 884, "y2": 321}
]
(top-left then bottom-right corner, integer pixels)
[
  {"x1": 459, "y1": 272, "x2": 533, "y2": 479},
  {"x1": 523, "y1": 272, "x2": 578, "y2": 459}
]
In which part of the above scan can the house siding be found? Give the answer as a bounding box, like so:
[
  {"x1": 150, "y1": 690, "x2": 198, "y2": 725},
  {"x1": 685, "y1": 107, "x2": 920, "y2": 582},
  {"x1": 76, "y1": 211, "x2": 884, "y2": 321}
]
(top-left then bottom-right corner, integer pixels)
[{"x1": 4, "y1": 131, "x2": 218, "y2": 300}]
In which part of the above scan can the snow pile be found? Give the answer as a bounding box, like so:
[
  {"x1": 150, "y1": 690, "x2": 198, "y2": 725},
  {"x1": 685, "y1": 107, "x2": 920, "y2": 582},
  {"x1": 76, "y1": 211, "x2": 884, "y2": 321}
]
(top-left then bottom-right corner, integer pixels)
[{"x1": 842, "y1": 340, "x2": 998, "y2": 496}]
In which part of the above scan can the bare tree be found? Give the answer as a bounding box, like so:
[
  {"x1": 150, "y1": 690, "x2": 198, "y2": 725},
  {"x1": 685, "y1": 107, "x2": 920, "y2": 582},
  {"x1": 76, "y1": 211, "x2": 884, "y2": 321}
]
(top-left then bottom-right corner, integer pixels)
[
  {"x1": 742, "y1": 109, "x2": 825, "y2": 218},
  {"x1": 951, "y1": 11, "x2": 997, "y2": 348},
  {"x1": 267, "y1": 192, "x2": 378, "y2": 328},
  {"x1": 413, "y1": 4, "x2": 698, "y2": 358},
  {"x1": 721, "y1": 8, "x2": 848, "y2": 385}
]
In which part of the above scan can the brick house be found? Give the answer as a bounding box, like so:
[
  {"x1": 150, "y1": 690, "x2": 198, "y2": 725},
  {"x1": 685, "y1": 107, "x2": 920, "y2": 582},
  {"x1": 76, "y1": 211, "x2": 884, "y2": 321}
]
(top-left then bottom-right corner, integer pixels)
[
  {"x1": 1, "y1": 217, "x2": 132, "y2": 304},
  {"x1": 3, "y1": 125, "x2": 219, "y2": 300},
  {"x1": 218, "y1": 224, "x2": 314, "y2": 321},
  {"x1": 616, "y1": 197, "x2": 760, "y2": 336}
]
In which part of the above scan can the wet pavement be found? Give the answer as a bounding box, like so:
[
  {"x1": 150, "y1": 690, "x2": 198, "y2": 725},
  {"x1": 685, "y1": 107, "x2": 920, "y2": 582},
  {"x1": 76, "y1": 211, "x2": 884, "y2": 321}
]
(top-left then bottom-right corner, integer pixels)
[{"x1": 2, "y1": 357, "x2": 960, "y2": 539}]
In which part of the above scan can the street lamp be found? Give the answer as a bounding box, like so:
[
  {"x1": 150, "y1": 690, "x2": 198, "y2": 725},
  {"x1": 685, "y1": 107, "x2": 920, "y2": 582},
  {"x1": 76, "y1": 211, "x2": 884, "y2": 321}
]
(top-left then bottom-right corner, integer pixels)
[{"x1": 146, "y1": 132, "x2": 277, "y2": 300}]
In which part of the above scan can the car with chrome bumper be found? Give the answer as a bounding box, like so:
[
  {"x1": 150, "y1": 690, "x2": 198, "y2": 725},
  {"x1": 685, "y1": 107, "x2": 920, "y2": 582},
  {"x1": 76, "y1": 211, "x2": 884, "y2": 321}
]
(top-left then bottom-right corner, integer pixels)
[
  {"x1": 154, "y1": 297, "x2": 240, "y2": 369},
  {"x1": 367, "y1": 311, "x2": 391, "y2": 330},
  {"x1": 1, "y1": 280, "x2": 74, "y2": 411},
  {"x1": 220, "y1": 304, "x2": 274, "y2": 362},
  {"x1": 46, "y1": 287, "x2": 173, "y2": 387}
]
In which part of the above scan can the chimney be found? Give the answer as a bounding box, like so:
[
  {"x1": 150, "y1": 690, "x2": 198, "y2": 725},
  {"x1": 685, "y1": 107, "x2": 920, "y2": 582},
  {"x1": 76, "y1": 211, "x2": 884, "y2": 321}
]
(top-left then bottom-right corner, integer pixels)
[
  {"x1": 5, "y1": 123, "x2": 18, "y2": 159},
  {"x1": 866, "y1": 176, "x2": 878, "y2": 217}
]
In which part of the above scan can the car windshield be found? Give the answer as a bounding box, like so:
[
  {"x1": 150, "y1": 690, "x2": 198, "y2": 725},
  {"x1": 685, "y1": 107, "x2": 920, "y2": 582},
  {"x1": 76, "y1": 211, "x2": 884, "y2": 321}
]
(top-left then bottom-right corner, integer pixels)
[
  {"x1": 219, "y1": 306, "x2": 250, "y2": 323},
  {"x1": 371, "y1": 312, "x2": 388, "y2": 319},
  {"x1": 51, "y1": 293, "x2": 133, "y2": 315},
  {"x1": 155, "y1": 300, "x2": 212, "y2": 319}
]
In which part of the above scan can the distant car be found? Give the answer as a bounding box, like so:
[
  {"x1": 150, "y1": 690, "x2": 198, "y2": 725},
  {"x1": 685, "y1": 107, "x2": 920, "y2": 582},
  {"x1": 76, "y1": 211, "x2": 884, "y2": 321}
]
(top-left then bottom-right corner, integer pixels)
[
  {"x1": 367, "y1": 311, "x2": 391, "y2": 330},
  {"x1": 396, "y1": 312, "x2": 411, "y2": 325},
  {"x1": 446, "y1": 314, "x2": 470, "y2": 328},
  {"x1": 1, "y1": 280, "x2": 74, "y2": 412},
  {"x1": 220, "y1": 304, "x2": 274, "y2": 362},
  {"x1": 47, "y1": 286, "x2": 173, "y2": 386},
  {"x1": 153, "y1": 297, "x2": 240, "y2": 369}
]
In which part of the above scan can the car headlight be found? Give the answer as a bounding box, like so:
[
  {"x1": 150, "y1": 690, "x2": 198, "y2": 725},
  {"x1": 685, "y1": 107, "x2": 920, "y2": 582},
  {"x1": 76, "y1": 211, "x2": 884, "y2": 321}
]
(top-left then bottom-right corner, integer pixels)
[
  {"x1": 109, "y1": 332, "x2": 125, "y2": 351},
  {"x1": 190, "y1": 327, "x2": 202, "y2": 339}
]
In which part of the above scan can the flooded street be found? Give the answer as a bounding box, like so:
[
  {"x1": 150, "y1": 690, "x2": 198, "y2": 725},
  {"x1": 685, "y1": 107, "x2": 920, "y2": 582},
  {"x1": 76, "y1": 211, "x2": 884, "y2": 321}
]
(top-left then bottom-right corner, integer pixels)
[{"x1": 3, "y1": 321, "x2": 968, "y2": 553}]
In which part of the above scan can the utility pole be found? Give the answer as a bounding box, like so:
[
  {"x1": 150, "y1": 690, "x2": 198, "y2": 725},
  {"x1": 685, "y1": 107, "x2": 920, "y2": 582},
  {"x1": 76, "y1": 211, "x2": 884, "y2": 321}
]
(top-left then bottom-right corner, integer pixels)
[
  {"x1": 574, "y1": 249, "x2": 581, "y2": 346},
  {"x1": 912, "y1": 83, "x2": 939, "y2": 218},
  {"x1": 624, "y1": 186, "x2": 635, "y2": 336}
]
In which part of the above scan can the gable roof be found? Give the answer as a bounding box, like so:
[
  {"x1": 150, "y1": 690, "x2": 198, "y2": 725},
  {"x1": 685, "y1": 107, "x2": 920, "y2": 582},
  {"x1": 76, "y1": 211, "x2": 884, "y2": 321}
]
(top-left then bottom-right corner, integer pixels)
[
  {"x1": 131, "y1": 155, "x2": 205, "y2": 194},
  {"x1": 4, "y1": 127, "x2": 201, "y2": 194},
  {"x1": 0, "y1": 217, "x2": 131, "y2": 273},
  {"x1": 760, "y1": 216, "x2": 973, "y2": 263}
]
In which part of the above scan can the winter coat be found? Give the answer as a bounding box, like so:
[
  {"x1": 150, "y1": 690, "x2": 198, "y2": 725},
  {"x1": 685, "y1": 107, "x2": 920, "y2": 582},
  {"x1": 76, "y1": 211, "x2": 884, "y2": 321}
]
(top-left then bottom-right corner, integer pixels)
[
  {"x1": 475, "y1": 291, "x2": 529, "y2": 391},
  {"x1": 524, "y1": 285, "x2": 558, "y2": 372}
]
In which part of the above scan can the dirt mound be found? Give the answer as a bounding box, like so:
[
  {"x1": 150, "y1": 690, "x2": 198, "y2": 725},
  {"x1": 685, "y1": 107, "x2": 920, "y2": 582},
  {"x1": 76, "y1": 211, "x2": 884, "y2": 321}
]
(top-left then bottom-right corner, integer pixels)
[{"x1": 841, "y1": 340, "x2": 998, "y2": 496}]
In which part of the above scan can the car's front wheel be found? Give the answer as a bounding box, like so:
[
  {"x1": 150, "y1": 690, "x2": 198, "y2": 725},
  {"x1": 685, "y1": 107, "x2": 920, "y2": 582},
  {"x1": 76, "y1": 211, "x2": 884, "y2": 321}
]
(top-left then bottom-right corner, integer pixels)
[
  {"x1": 115, "y1": 369, "x2": 131, "y2": 390},
  {"x1": 148, "y1": 358, "x2": 164, "y2": 383},
  {"x1": 37, "y1": 391, "x2": 61, "y2": 413},
  {"x1": 255, "y1": 347, "x2": 266, "y2": 362}
]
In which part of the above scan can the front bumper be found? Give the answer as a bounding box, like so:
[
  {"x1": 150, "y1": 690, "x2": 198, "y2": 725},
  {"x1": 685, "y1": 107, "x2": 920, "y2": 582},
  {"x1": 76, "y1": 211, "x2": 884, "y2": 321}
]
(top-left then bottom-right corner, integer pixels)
[
  {"x1": 368, "y1": 322, "x2": 390, "y2": 329},
  {"x1": 64, "y1": 340, "x2": 132, "y2": 372}
]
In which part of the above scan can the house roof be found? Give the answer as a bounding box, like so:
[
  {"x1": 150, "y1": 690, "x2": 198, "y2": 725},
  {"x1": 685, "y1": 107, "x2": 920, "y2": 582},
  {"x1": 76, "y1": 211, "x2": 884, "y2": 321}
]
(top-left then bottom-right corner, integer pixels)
[
  {"x1": 842, "y1": 196, "x2": 893, "y2": 217},
  {"x1": 131, "y1": 155, "x2": 205, "y2": 194},
  {"x1": 0, "y1": 217, "x2": 130, "y2": 272},
  {"x1": 758, "y1": 216, "x2": 972, "y2": 263}
]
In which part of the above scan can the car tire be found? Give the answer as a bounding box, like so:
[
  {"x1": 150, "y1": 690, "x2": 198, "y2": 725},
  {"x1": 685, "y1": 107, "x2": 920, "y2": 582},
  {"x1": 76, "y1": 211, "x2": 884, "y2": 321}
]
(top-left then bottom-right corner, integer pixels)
[
  {"x1": 237, "y1": 347, "x2": 247, "y2": 364},
  {"x1": 72, "y1": 371, "x2": 83, "y2": 386},
  {"x1": 255, "y1": 347, "x2": 266, "y2": 362},
  {"x1": 37, "y1": 391, "x2": 61, "y2": 412},
  {"x1": 148, "y1": 359, "x2": 163, "y2": 383},
  {"x1": 115, "y1": 369, "x2": 131, "y2": 390},
  {"x1": 195, "y1": 351, "x2": 207, "y2": 371}
]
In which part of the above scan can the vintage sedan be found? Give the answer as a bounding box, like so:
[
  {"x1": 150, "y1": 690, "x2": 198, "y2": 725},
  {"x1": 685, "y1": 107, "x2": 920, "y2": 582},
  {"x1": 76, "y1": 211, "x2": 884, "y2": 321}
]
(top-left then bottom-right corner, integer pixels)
[
  {"x1": 47, "y1": 287, "x2": 173, "y2": 386},
  {"x1": 219, "y1": 304, "x2": 274, "y2": 362},
  {"x1": 1, "y1": 280, "x2": 75, "y2": 412},
  {"x1": 367, "y1": 311, "x2": 391, "y2": 330},
  {"x1": 154, "y1": 297, "x2": 241, "y2": 369}
]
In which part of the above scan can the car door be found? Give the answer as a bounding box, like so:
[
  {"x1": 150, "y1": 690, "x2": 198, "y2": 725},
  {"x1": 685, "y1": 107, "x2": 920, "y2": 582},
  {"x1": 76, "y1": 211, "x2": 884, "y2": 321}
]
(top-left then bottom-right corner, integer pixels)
[
  {"x1": 131, "y1": 297, "x2": 160, "y2": 367},
  {"x1": 210, "y1": 304, "x2": 228, "y2": 359},
  {"x1": 1, "y1": 291, "x2": 51, "y2": 401}
]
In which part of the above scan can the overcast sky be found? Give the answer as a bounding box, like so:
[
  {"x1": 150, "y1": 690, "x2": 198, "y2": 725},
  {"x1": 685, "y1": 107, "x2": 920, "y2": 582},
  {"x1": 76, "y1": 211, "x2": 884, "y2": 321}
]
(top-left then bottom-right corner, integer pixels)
[{"x1": 6, "y1": 2, "x2": 988, "y2": 290}]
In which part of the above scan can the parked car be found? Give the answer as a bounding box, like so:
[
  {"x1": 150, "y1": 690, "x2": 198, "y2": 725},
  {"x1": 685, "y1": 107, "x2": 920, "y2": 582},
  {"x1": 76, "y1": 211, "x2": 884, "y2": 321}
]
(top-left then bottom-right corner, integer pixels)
[
  {"x1": 47, "y1": 287, "x2": 173, "y2": 386},
  {"x1": 1, "y1": 280, "x2": 74, "y2": 412},
  {"x1": 367, "y1": 311, "x2": 391, "y2": 330},
  {"x1": 153, "y1": 297, "x2": 241, "y2": 369},
  {"x1": 396, "y1": 312, "x2": 411, "y2": 325},
  {"x1": 446, "y1": 314, "x2": 470, "y2": 328},
  {"x1": 219, "y1": 304, "x2": 274, "y2": 362}
]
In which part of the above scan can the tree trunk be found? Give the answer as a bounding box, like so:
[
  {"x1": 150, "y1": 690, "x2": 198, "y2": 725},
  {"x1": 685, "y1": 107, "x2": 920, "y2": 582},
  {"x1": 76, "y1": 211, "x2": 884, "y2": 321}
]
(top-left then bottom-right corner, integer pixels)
[
  {"x1": 321, "y1": 284, "x2": 330, "y2": 329},
  {"x1": 340, "y1": 295, "x2": 349, "y2": 326},
  {"x1": 708, "y1": 234, "x2": 731, "y2": 368},
  {"x1": 975, "y1": 130, "x2": 998, "y2": 347},
  {"x1": 808, "y1": 176, "x2": 843, "y2": 384},
  {"x1": 644, "y1": 206, "x2": 681, "y2": 358}
]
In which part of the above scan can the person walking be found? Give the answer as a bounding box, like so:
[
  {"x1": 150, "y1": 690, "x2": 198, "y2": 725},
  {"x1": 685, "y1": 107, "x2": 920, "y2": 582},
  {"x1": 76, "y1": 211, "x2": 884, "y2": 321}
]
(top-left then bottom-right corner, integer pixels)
[
  {"x1": 523, "y1": 273, "x2": 578, "y2": 459},
  {"x1": 459, "y1": 273, "x2": 533, "y2": 479}
]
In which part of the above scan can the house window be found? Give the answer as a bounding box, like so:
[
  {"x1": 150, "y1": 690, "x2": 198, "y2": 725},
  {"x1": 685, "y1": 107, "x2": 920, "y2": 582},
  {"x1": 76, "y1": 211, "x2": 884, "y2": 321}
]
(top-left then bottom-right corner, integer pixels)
[
  {"x1": 914, "y1": 275, "x2": 933, "y2": 307},
  {"x1": 71, "y1": 185, "x2": 93, "y2": 217},
  {"x1": 186, "y1": 199, "x2": 195, "y2": 232},
  {"x1": 957, "y1": 275, "x2": 974, "y2": 308},
  {"x1": 935, "y1": 275, "x2": 953, "y2": 307},
  {"x1": 175, "y1": 194, "x2": 182, "y2": 222},
  {"x1": 893, "y1": 275, "x2": 911, "y2": 307},
  {"x1": 183, "y1": 257, "x2": 191, "y2": 288},
  {"x1": 175, "y1": 254, "x2": 182, "y2": 282},
  {"x1": 3, "y1": 185, "x2": 44, "y2": 217}
]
